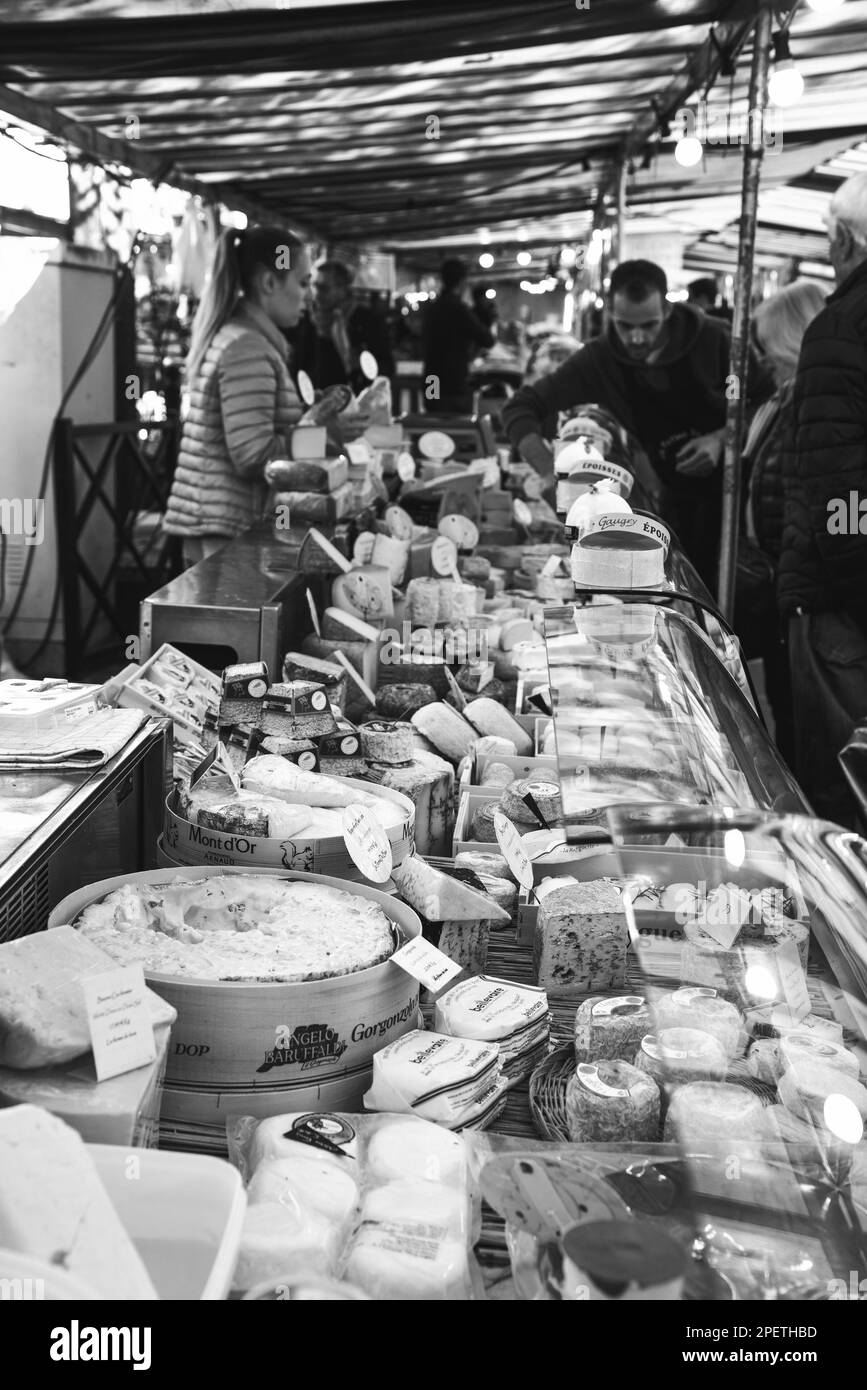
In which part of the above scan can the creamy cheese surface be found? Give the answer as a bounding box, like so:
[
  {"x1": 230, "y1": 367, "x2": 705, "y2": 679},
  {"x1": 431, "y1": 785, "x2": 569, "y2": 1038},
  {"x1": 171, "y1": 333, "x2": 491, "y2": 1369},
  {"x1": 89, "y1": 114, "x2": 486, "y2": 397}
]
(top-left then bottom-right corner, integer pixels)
[{"x1": 74, "y1": 876, "x2": 395, "y2": 983}]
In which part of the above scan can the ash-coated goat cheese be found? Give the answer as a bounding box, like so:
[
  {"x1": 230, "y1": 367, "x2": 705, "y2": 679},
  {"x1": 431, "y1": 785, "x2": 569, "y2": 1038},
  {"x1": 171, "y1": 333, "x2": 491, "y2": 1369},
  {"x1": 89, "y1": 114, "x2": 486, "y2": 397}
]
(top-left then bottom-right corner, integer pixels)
[
  {"x1": 573, "y1": 995, "x2": 652, "y2": 1065},
  {"x1": 565, "y1": 1059, "x2": 661, "y2": 1143}
]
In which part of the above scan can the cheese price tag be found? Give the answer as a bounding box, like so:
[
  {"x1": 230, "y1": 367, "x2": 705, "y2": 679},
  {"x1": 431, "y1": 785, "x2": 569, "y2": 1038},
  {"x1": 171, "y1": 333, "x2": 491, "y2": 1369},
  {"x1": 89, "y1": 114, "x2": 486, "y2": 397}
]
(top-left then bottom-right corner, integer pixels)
[
  {"x1": 82, "y1": 963, "x2": 157, "y2": 1083},
  {"x1": 774, "y1": 938, "x2": 811, "y2": 1020},
  {"x1": 438, "y1": 513, "x2": 479, "y2": 551},
  {"x1": 541, "y1": 555, "x2": 562, "y2": 578},
  {"x1": 342, "y1": 803, "x2": 393, "y2": 883},
  {"x1": 391, "y1": 936, "x2": 464, "y2": 994},
  {"x1": 359, "y1": 350, "x2": 378, "y2": 381},
  {"x1": 418, "y1": 430, "x2": 456, "y2": 461},
  {"x1": 443, "y1": 663, "x2": 467, "y2": 710},
  {"x1": 353, "y1": 531, "x2": 376, "y2": 564},
  {"x1": 513, "y1": 499, "x2": 533, "y2": 528},
  {"x1": 306, "y1": 588, "x2": 321, "y2": 638},
  {"x1": 296, "y1": 370, "x2": 316, "y2": 407},
  {"x1": 346, "y1": 438, "x2": 374, "y2": 466},
  {"x1": 396, "y1": 451, "x2": 416, "y2": 482},
  {"x1": 430, "y1": 535, "x2": 458, "y2": 576},
  {"x1": 494, "y1": 809, "x2": 534, "y2": 891},
  {"x1": 385, "y1": 504, "x2": 414, "y2": 541}
]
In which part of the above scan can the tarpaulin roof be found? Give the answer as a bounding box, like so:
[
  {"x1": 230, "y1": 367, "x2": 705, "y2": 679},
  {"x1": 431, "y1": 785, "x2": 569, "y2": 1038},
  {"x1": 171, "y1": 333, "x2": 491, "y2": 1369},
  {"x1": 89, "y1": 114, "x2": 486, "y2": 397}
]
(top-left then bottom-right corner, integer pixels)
[{"x1": 0, "y1": 0, "x2": 865, "y2": 269}]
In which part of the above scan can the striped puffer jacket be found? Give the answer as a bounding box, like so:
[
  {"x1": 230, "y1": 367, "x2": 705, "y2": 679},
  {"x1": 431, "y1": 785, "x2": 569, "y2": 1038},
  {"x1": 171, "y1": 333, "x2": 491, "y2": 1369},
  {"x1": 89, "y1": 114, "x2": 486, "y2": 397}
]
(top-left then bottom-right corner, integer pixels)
[{"x1": 165, "y1": 304, "x2": 302, "y2": 538}]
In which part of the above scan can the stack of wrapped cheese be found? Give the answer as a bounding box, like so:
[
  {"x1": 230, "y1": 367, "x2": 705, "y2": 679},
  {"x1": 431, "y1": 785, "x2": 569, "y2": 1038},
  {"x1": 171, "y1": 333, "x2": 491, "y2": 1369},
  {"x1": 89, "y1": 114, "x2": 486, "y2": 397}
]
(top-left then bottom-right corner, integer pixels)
[
  {"x1": 364, "y1": 1029, "x2": 509, "y2": 1130},
  {"x1": 434, "y1": 974, "x2": 551, "y2": 1086}
]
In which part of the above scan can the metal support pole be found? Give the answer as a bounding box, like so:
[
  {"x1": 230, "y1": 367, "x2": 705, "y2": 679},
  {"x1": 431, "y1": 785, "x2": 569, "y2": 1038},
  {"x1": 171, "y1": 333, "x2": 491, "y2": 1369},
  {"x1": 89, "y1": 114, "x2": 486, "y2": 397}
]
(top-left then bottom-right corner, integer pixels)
[
  {"x1": 717, "y1": 0, "x2": 774, "y2": 619},
  {"x1": 611, "y1": 159, "x2": 628, "y2": 269}
]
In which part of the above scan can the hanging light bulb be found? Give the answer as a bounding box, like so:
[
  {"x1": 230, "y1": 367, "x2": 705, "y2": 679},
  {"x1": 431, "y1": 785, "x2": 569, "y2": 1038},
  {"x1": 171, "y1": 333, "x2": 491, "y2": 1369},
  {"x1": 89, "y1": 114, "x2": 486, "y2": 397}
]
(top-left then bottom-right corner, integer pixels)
[
  {"x1": 478, "y1": 251, "x2": 494, "y2": 269},
  {"x1": 516, "y1": 250, "x2": 532, "y2": 267},
  {"x1": 674, "y1": 134, "x2": 704, "y2": 167},
  {"x1": 768, "y1": 31, "x2": 804, "y2": 107}
]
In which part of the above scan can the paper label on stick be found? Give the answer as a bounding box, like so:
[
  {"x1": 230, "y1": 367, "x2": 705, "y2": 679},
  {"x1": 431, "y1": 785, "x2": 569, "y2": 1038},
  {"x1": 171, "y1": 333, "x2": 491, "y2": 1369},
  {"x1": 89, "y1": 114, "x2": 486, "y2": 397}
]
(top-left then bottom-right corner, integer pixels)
[
  {"x1": 494, "y1": 809, "x2": 534, "y2": 891},
  {"x1": 431, "y1": 535, "x2": 458, "y2": 576},
  {"x1": 332, "y1": 649, "x2": 377, "y2": 706},
  {"x1": 359, "y1": 350, "x2": 378, "y2": 381},
  {"x1": 396, "y1": 451, "x2": 416, "y2": 482},
  {"x1": 513, "y1": 499, "x2": 533, "y2": 528},
  {"x1": 438, "y1": 514, "x2": 479, "y2": 550},
  {"x1": 342, "y1": 804, "x2": 393, "y2": 883},
  {"x1": 82, "y1": 964, "x2": 156, "y2": 1082},
  {"x1": 353, "y1": 531, "x2": 376, "y2": 564},
  {"x1": 419, "y1": 430, "x2": 456, "y2": 461},
  {"x1": 774, "y1": 938, "x2": 811, "y2": 1019},
  {"x1": 346, "y1": 439, "x2": 374, "y2": 465},
  {"x1": 391, "y1": 936, "x2": 464, "y2": 993},
  {"x1": 443, "y1": 664, "x2": 467, "y2": 709},
  {"x1": 296, "y1": 370, "x2": 315, "y2": 406},
  {"x1": 541, "y1": 555, "x2": 562, "y2": 577},
  {"x1": 306, "y1": 588, "x2": 321, "y2": 637},
  {"x1": 385, "y1": 505, "x2": 414, "y2": 541}
]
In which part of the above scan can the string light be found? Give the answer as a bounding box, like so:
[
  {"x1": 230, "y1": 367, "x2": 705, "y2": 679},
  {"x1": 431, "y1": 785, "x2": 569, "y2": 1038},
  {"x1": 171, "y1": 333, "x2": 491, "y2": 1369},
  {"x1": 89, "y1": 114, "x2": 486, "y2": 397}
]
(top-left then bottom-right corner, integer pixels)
[
  {"x1": 768, "y1": 31, "x2": 804, "y2": 107},
  {"x1": 516, "y1": 250, "x2": 532, "y2": 267},
  {"x1": 478, "y1": 252, "x2": 494, "y2": 269},
  {"x1": 675, "y1": 134, "x2": 704, "y2": 167}
]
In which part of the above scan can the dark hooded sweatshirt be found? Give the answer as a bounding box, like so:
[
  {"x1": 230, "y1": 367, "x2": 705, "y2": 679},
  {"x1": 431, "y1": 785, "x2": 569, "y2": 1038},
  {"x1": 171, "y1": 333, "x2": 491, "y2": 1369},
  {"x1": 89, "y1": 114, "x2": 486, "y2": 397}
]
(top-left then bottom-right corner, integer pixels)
[{"x1": 503, "y1": 303, "x2": 735, "y2": 486}]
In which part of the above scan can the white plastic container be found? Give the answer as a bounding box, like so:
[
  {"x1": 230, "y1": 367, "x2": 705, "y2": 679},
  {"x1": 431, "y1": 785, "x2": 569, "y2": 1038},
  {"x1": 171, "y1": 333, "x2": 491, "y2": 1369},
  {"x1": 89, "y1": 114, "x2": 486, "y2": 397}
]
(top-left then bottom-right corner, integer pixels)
[{"x1": 89, "y1": 1144, "x2": 246, "y2": 1300}]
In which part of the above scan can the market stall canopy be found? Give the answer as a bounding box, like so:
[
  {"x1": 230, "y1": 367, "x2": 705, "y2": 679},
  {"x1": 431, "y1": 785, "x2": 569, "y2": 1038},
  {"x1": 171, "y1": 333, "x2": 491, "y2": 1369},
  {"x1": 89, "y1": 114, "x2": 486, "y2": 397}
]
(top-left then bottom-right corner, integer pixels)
[{"x1": 0, "y1": 0, "x2": 865, "y2": 261}]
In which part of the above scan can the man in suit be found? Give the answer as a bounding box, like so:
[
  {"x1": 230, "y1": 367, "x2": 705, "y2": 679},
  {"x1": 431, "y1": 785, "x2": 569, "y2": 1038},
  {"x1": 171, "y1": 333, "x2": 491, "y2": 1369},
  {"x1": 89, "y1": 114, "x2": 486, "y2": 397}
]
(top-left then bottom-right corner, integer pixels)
[{"x1": 290, "y1": 260, "x2": 394, "y2": 394}]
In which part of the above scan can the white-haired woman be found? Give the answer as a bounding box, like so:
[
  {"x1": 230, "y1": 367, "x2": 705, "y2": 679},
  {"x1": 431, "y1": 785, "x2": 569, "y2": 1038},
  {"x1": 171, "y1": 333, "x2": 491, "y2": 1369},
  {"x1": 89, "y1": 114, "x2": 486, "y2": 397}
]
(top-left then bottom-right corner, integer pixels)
[
  {"x1": 165, "y1": 226, "x2": 310, "y2": 567},
  {"x1": 736, "y1": 279, "x2": 826, "y2": 765}
]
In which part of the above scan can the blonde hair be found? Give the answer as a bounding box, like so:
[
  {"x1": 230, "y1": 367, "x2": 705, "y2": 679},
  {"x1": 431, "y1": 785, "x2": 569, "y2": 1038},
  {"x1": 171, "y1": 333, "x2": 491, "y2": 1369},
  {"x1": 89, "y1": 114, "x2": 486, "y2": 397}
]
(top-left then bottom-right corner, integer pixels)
[
  {"x1": 753, "y1": 281, "x2": 826, "y2": 376},
  {"x1": 186, "y1": 225, "x2": 304, "y2": 387},
  {"x1": 829, "y1": 171, "x2": 867, "y2": 248}
]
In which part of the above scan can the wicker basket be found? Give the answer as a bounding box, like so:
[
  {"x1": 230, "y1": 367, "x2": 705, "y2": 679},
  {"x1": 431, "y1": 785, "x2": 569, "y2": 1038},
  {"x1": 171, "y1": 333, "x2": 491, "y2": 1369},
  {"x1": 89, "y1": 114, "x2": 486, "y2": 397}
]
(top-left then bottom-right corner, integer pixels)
[{"x1": 528, "y1": 1043, "x2": 575, "y2": 1142}]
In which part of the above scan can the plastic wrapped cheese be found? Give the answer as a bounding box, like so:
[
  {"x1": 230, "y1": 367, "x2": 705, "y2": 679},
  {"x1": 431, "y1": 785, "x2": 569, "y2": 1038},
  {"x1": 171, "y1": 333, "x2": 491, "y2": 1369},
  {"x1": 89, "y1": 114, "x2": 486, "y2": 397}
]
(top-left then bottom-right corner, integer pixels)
[
  {"x1": 246, "y1": 1153, "x2": 359, "y2": 1228},
  {"x1": 434, "y1": 975, "x2": 550, "y2": 1076},
  {"x1": 557, "y1": 1220, "x2": 688, "y2": 1302},
  {"x1": 778, "y1": 1062, "x2": 867, "y2": 1128},
  {"x1": 364, "y1": 1030, "x2": 501, "y2": 1127},
  {"x1": 779, "y1": 1032, "x2": 860, "y2": 1080},
  {"x1": 364, "y1": 1115, "x2": 469, "y2": 1187},
  {"x1": 680, "y1": 918, "x2": 810, "y2": 1001},
  {"x1": 344, "y1": 1216, "x2": 471, "y2": 1301},
  {"x1": 663, "y1": 1082, "x2": 768, "y2": 1146},
  {"x1": 565, "y1": 1060, "x2": 661, "y2": 1143},
  {"x1": 573, "y1": 994, "x2": 652, "y2": 1064},
  {"x1": 233, "y1": 1200, "x2": 340, "y2": 1291},
  {"x1": 360, "y1": 1180, "x2": 468, "y2": 1240},
  {"x1": 652, "y1": 988, "x2": 743, "y2": 1060},
  {"x1": 634, "y1": 1028, "x2": 728, "y2": 1088}
]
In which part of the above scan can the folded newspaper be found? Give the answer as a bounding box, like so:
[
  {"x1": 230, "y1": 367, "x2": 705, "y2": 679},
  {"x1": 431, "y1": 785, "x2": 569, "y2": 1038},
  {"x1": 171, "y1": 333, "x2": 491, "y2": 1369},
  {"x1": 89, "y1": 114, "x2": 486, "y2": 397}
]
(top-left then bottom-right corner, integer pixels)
[{"x1": 0, "y1": 708, "x2": 147, "y2": 771}]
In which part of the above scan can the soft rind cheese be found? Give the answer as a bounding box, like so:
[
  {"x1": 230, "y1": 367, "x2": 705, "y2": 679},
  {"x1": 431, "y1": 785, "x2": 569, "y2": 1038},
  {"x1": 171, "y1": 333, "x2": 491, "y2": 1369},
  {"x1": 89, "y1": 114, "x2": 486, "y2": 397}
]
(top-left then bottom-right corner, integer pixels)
[
  {"x1": 779, "y1": 1032, "x2": 859, "y2": 1080},
  {"x1": 0, "y1": 1104, "x2": 157, "y2": 1299},
  {"x1": 411, "y1": 703, "x2": 478, "y2": 764},
  {"x1": 462, "y1": 698, "x2": 532, "y2": 755},
  {"x1": 634, "y1": 1028, "x2": 728, "y2": 1088},
  {"x1": 652, "y1": 988, "x2": 743, "y2": 1060},
  {"x1": 663, "y1": 1081, "x2": 768, "y2": 1146},
  {"x1": 365, "y1": 1116, "x2": 468, "y2": 1187},
  {"x1": 777, "y1": 1062, "x2": 867, "y2": 1126},
  {"x1": 75, "y1": 876, "x2": 394, "y2": 983},
  {"x1": 565, "y1": 1059, "x2": 660, "y2": 1143},
  {"x1": 573, "y1": 994, "x2": 652, "y2": 1064}
]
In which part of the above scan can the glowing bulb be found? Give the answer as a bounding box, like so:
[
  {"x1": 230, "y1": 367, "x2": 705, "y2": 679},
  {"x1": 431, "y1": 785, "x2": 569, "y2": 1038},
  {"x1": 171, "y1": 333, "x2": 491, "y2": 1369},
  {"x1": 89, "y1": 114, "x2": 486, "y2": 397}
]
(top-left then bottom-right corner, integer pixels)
[
  {"x1": 675, "y1": 135, "x2": 704, "y2": 168},
  {"x1": 479, "y1": 252, "x2": 494, "y2": 269},
  {"x1": 485, "y1": 287, "x2": 496, "y2": 299},
  {"x1": 517, "y1": 228, "x2": 528, "y2": 242},
  {"x1": 516, "y1": 250, "x2": 532, "y2": 267},
  {"x1": 824, "y1": 1094, "x2": 864, "y2": 1144},
  {"x1": 806, "y1": 0, "x2": 843, "y2": 11},
  {"x1": 724, "y1": 829, "x2": 746, "y2": 869},
  {"x1": 478, "y1": 228, "x2": 491, "y2": 245},
  {"x1": 768, "y1": 60, "x2": 804, "y2": 108},
  {"x1": 745, "y1": 964, "x2": 778, "y2": 1000}
]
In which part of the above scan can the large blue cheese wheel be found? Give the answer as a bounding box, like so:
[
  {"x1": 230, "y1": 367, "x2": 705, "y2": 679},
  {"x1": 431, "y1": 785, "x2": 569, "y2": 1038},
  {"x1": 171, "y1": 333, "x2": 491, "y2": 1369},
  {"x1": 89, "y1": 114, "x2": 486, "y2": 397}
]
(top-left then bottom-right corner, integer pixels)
[
  {"x1": 565, "y1": 1060, "x2": 660, "y2": 1143},
  {"x1": 573, "y1": 995, "x2": 652, "y2": 1064}
]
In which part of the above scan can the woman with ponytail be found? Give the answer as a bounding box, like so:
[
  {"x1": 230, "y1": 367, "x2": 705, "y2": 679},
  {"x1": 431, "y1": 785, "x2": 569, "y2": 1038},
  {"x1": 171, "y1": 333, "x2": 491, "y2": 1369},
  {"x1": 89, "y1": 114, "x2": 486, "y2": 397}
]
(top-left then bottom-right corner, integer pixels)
[{"x1": 165, "y1": 225, "x2": 310, "y2": 565}]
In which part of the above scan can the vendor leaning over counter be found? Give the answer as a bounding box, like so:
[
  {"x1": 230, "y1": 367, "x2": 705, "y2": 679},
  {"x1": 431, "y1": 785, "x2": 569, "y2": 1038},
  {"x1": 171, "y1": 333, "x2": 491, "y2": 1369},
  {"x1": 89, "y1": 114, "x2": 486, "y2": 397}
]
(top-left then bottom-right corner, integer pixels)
[
  {"x1": 164, "y1": 226, "x2": 310, "y2": 568},
  {"x1": 502, "y1": 259, "x2": 771, "y2": 588}
]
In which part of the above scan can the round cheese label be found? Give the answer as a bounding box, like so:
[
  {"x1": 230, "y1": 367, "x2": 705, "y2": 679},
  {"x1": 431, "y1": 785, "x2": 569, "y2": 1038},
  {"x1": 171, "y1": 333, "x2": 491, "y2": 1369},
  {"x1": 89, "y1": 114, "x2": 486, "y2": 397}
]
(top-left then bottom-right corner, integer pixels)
[
  {"x1": 396, "y1": 451, "x2": 416, "y2": 482},
  {"x1": 296, "y1": 370, "x2": 315, "y2": 406},
  {"x1": 418, "y1": 430, "x2": 456, "y2": 461},
  {"x1": 576, "y1": 1063, "x2": 629, "y2": 1099},
  {"x1": 431, "y1": 535, "x2": 459, "y2": 577},
  {"x1": 247, "y1": 678, "x2": 267, "y2": 698},
  {"x1": 438, "y1": 513, "x2": 479, "y2": 551},
  {"x1": 786, "y1": 1035, "x2": 839, "y2": 1059},
  {"x1": 340, "y1": 734, "x2": 360, "y2": 755},
  {"x1": 353, "y1": 531, "x2": 376, "y2": 564},
  {"x1": 298, "y1": 751, "x2": 317, "y2": 771},
  {"x1": 385, "y1": 505, "x2": 414, "y2": 541},
  {"x1": 342, "y1": 803, "x2": 393, "y2": 884},
  {"x1": 513, "y1": 499, "x2": 533, "y2": 527},
  {"x1": 581, "y1": 513, "x2": 671, "y2": 553},
  {"x1": 311, "y1": 691, "x2": 328, "y2": 711},
  {"x1": 591, "y1": 996, "x2": 646, "y2": 1018},
  {"x1": 359, "y1": 350, "x2": 378, "y2": 381}
]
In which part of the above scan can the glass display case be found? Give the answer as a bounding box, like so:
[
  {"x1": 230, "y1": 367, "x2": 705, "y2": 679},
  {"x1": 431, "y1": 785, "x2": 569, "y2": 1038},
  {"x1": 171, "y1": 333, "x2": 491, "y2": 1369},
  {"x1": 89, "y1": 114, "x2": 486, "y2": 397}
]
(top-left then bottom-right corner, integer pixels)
[{"x1": 541, "y1": 602, "x2": 807, "y2": 828}]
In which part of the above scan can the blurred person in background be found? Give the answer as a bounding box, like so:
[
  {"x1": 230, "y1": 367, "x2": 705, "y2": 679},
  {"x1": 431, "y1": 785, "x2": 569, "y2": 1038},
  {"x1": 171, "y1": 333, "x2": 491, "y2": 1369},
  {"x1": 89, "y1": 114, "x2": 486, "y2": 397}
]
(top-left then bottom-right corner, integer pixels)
[
  {"x1": 165, "y1": 226, "x2": 308, "y2": 567},
  {"x1": 421, "y1": 257, "x2": 495, "y2": 413},
  {"x1": 472, "y1": 283, "x2": 498, "y2": 332},
  {"x1": 503, "y1": 259, "x2": 770, "y2": 588},
  {"x1": 290, "y1": 259, "x2": 394, "y2": 394},
  {"x1": 778, "y1": 171, "x2": 867, "y2": 827},
  {"x1": 687, "y1": 276, "x2": 732, "y2": 322},
  {"x1": 736, "y1": 281, "x2": 826, "y2": 768}
]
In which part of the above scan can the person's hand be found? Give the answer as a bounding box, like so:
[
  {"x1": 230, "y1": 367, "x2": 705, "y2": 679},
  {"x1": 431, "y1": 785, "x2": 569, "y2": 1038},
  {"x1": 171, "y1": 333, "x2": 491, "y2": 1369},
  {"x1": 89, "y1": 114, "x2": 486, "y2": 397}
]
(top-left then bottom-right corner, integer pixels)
[
  {"x1": 520, "y1": 432, "x2": 555, "y2": 479},
  {"x1": 674, "y1": 431, "x2": 724, "y2": 478},
  {"x1": 331, "y1": 409, "x2": 371, "y2": 446}
]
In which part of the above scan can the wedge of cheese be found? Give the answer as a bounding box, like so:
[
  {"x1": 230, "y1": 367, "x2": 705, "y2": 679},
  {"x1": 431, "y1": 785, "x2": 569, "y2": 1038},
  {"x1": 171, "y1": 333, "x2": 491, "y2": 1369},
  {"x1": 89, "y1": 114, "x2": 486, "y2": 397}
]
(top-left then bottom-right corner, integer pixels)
[
  {"x1": 0, "y1": 1104, "x2": 158, "y2": 1299},
  {"x1": 391, "y1": 855, "x2": 510, "y2": 926},
  {"x1": 0, "y1": 927, "x2": 176, "y2": 1070}
]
